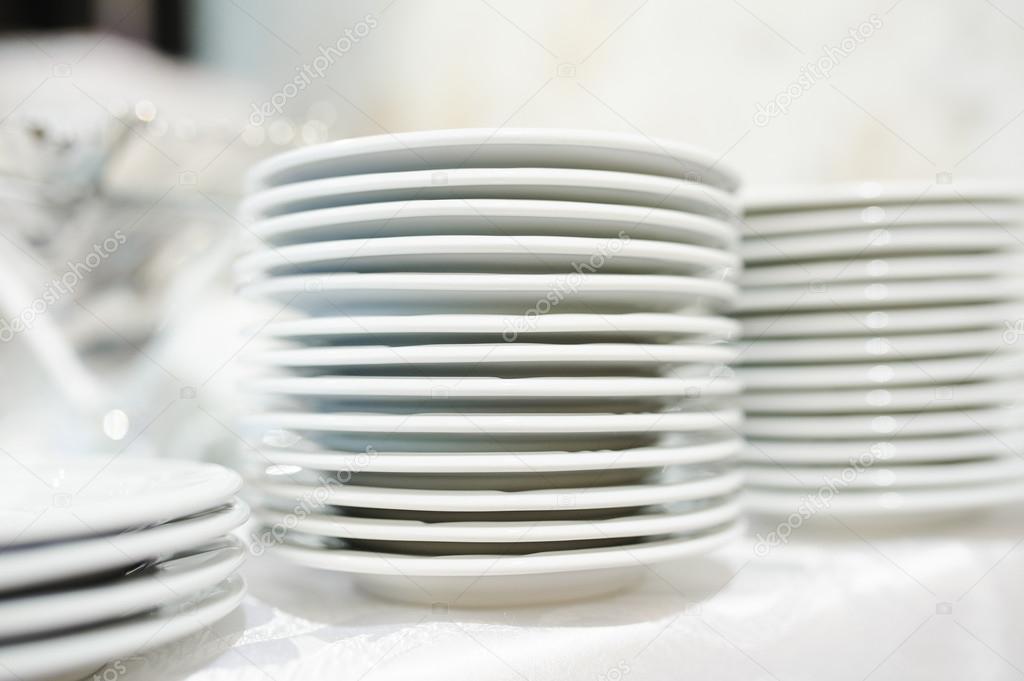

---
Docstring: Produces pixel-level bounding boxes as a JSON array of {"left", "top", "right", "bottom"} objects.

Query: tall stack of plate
[
  {"left": 736, "top": 181, "right": 1024, "bottom": 523},
  {"left": 237, "top": 128, "right": 745, "bottom": 605},
  {"left": 0, "top": 458, "right": 247, "bottom": 681}
]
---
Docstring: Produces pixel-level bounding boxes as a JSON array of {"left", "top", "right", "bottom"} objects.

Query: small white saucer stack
[
  {"left": 238, "top": 129, "right": 745, "bottom": 605},
  {"left": 736, "top": 181, "right": 1024, "bottom": 524},
  {"left": 0, "top": 458, "right": 247, "bottom": 681}
]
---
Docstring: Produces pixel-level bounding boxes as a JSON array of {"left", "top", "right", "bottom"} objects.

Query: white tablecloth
[{"left": 134, "top": 507, "right": 1024, "bottom": 681}]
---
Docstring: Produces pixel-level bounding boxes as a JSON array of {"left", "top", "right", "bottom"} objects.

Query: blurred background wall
[
  {"left": 4, "top": 0, "right": 1022, "bottom": 190},
  {"left": 187, "top": 0, "right": 1024, "bottom": 185}
]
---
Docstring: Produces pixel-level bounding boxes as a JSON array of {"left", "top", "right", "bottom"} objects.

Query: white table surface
[{"left": 130, "top": 506, "right": 1024, "bottom": 681}]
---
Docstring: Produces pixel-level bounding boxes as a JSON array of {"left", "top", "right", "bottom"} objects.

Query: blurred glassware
[{"left": 0, "top": 34, "right": 265, "bottom": 462}]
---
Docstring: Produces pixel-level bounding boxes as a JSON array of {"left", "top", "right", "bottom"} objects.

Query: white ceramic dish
[
  {"left": 251, "top": 198, "right": 739, "bottom": 249},
  {"left": 738, "top": 328, "right": 1007, "bottom": 364},
  {"left": 0, "top": 540, "right": 244, "bottom": 639},
  {"left": 270, "top": 523, "right": 741, "bottom": 606},
  {"left": 737, "top": 277, "right": 1024, "bottom": 314},
  {"left": 740, "top": 379, "right": 1021, "bottom": 414},
  {"left": 249, "top": 408, "right": 741, "bottom": 438},
  {"left": 258, "top": 500, "right": 740, "bottom": 543},
  {"left": 254, "top": 469, "right": 742, "bottom": 512},
  {"left": 237, "top": 235, "right": 740, "bottom": 278},
  {"left": 742, "top": 224, "right": 1023, "bottom": 264},
  {"left": 743, "top": 179, "right": 1024, "bottom": 213},
  {"left": 0, "top": 502, "right": 248, "bottom": 594},
  {"left": 0, "top": 458, "right": 242, "bottom": 547},
  {"left": 260, "top": 312, "right": 740, "bottom": 345},
  {"left": 741, "top": 253, "right": 1020, "bottom": 287},
  {"left": 739, "top": 301, "right": 1024, "bottom": 338},
  {"left": 251, "top": 343, "right": 737, "bottom": 374},
  {"left": 738, "top": 353, "right": 1023, "bottom": 390},
  {"left": 741, "top": 430, "right": 1024, "bottom": 465},
  {"left": 743, "top": 458, "right": 1024, "bottom": 490},
  {"left": 0, "top": 575, "right": 245, "bottom": 681},
  {"left": 743, "top": 478, "right": 1024, "bottom": 520},
  {"left": 257, "top": 438, "right": 742, "bottom": 474},
  {"left": 240, "top": 168, "right": 740, "bottom": 220},
  {"left": 744, "top": 405, "right": 1024, "bottom": 440},
  {"left": 304, "top": 467, "right": 655, "bottom": 492},
  {"left": 248, "top": 375, "right": 742, "bottom": 405},
  {"left": 249, "top": 411, "right": 741, "bottom": 453},
  {"left": 248, "top": 128, "right": 741, "bottom": 192},
  {"left": 743, "top": 202, "right": 1022, "bottom": 236},
  {"left": 241, "top": 272, "right": 737, "bottom": 314}
]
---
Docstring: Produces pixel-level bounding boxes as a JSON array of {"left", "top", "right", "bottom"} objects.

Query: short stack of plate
[
  {"left": 237, "top": 128, "right": 746, "bottom": 605},
  {"left": 736, "top": 180, "right": 1024, "bottom": 523},
  {"left": 0, "top": 458, "right": 247, "bottom": 681}
]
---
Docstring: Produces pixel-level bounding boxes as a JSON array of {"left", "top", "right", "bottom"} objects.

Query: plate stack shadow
[
  {"left": 237, "top": 128, "right": 745, "bottom": 606},
  {"left": 737, "top": 180, "right": 1024, "bottom": 525},
  {"left": 0, "top": 458, "right": 247, "bottom": 681}
]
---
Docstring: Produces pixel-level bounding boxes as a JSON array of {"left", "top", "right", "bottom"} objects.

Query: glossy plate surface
[{"left": 0, "top": 458, "right": 241, "bottom": 547}]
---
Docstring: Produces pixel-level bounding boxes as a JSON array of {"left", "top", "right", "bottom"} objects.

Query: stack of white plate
[
  {"left": 0, "top": 458, "right": 247, "bottom": 681},
  {"left": 736, "top": 180, "right": 1024, "bottom": 523},
  {"left": 238, "top": 128, "right": 746, "bottom": 606}
]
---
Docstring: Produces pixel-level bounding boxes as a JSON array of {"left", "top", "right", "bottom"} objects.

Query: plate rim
[
  {"left": 254, "top": 469, "right": 742, "bottom": 512},
  {"left": 0, "top": 574, "right": 246, "bottom": 679},
  {"left": 269, "top": 521, "right": 743, "bottom": 576},
  {"left": 0, "top": 458, "right": 242, "bottom": 546},
  {"left": 247, "top": 127, "right": 742, "bottom": 192},
  {"left": 258, "top": 499, "right": 741, "bottom": 543},
  {"left": 240, "top": 167, "right": 741, "bottom": 221}
]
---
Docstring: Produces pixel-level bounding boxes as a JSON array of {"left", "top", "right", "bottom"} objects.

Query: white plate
[
  {"left": 271, "top": 523, "right": 741, "bottom": 606},
  {"left": 738, "top": 328, "right": 1008, "bottom": 364},
  {"left": 739, "top": 353, "right": 1023, "bottom": 390},
  {"left": 0, "top": 502, "right": 248, "bottom": 594},
  {"left": 258, "top": 500, "right": 740, "bottom": 543},
  {"left": 744, "top": 405, "right": 1024, "bottom": 440},
  {"left": 247, "top": 409, "right": 741, "bottom": 452},
  {"left": 253, "top": 469, "right": 742, "bottom": 512},
  {"left": 743, "top": 224, "right": 1023, "bottom": 264},
  {"left": 310, "top": 467, "right": 655, "bottom": 492},
  {"left": 743, "top": 179, "right": 1024, "bottom": 213},
  {"left": 251, "top": 198, "right": 739, "bottom": 249},
  {"left": 737, "top": 278, "right": 1024, "bottom": 314},
  {"left": 249, "top": 409, "right": 742, "bottom": 437},
  {"left": 743, "top": 202, "right": 1022, "bottom": 236},
  {"left": 742, "top": 430, "right": 1024, "bottom": 465},
  {"left": 261, "top": 312, "right": 739, "bottom": 345},
  {"left": 741, "top": 253, "right": 1020, "bottom": 287},
  {"left": 743, "top": 479, "right": 1024, "bottom": 520},
  {"left": 0, "top": 458, "right": 241, "bottom": 547},
  {"left": 744, "top": 458, "right": 1024, "bottom": 490},
  {"left": 740, "top": 301, "right": 1024, "bottom": 338},
  {"left": 0, "top": 540, "right": 244, "bottom": 639},
  {"left": 741, "top": 379, "right": 1021, "bottom": 414},
  {"left": 249, "top": 375, "right": 742, "bottom": 405},
  {"left": 248, "top": 128, "right": 741, "bottom": 192},
  {"left": 240, "top": 168, "right": 740, "bottom": 221},
  {"left": 251, "top": 343, "right": 737, "bottom": 373},
  {"left": 257, "top": 438, "right": 742, "bottom": 474},
  {"left": 236, "top": 235, "right": 740, "bottom": 278},
  {"left": 241, "top": 272, "right": 737, "bottom": 314},
  {"left": 0, "top": 574, "right": 245, "bottom": 681}
]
